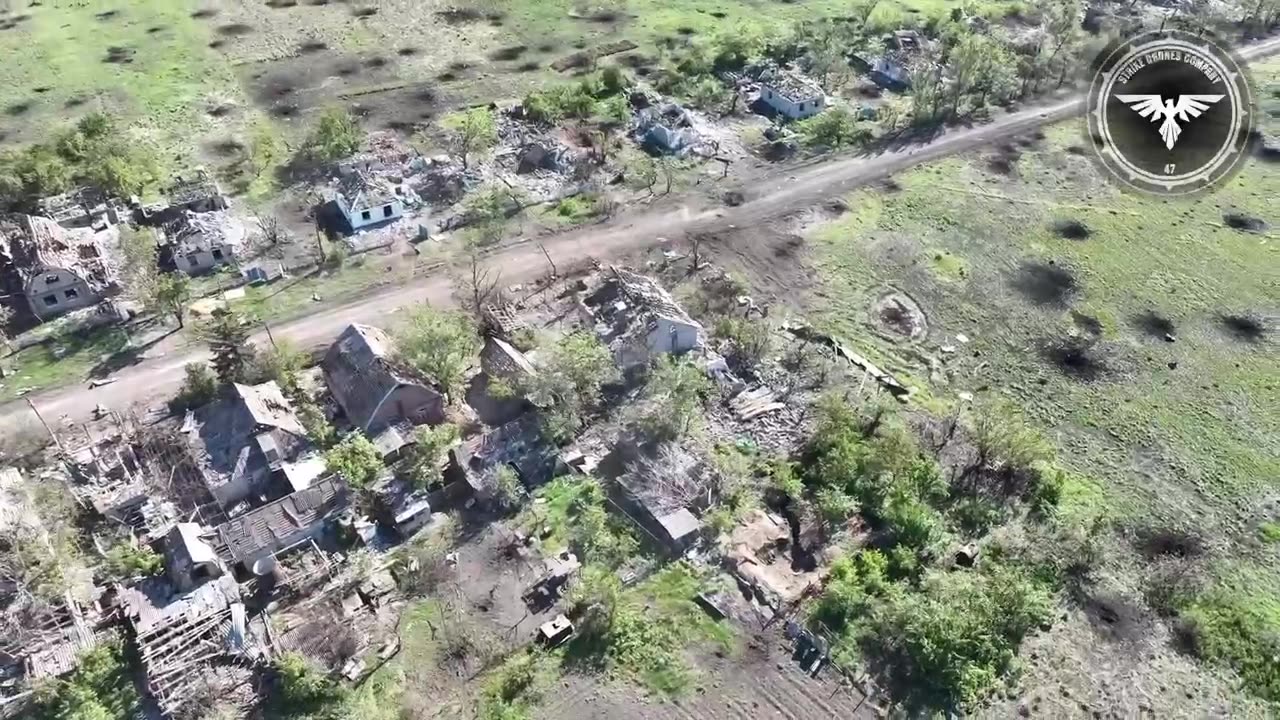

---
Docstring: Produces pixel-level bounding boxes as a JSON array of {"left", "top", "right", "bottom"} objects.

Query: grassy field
[
  {"left": 1, "top": 326, "right": 131, "bottom": 402},
  {"left": 800, "top": 56, "right": 1280, "bottom": 705}
]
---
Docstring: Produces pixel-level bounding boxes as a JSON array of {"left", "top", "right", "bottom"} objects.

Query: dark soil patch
[
  {"left": 146, "top": 25, "right": 165, "bottom": 34},
  {"left": 352, "top": 7, "right": 378, "bottom": 18},
  {"left": 437, "top": 71, "right": 459, "bottom": 82},
  {"left": 537, "top": 43, "right": 558, "bottom": 53},
  {"left": 490, "top": 45, "right": 527, "bottom": 61},
  {"left": 710, "top": 10, "right": 728, "bottom": 17},
  {"left": 298, "top": 40, "right": 327, "bottom": 54},
  {"left": 95, "top": 10, "right": 119, "bottom": 21},
  {"left": 208, "top": 39, "right": 227, "bottom": 50},
  {"left": 1040, "top": 336, "right": 1107, "bottom": 381},
  {"left": 364, "top": 56, "right": 389, "bottom": 69},
  {"left": 873, "top": 291, "right": 927, "bottom": 339},
  {"left": 1222, "top": 211, "right": 1268, "bottom": 233},
  {"left": 1135, "top": 527, "right": 1205, "bottom": 560},
  {"left": 435, "top": 7, "right": 484, "bottom": 23},
  {"left": 1013, "top": 261, "right": 1077, "bottom": 306},
  {"left": 208, "top": 139, "right": 245, "bottom": 158},
  {"left": 1051, "top": 218, "right": 1091, "bottom": 240},
  {"left": 266, "top": 0, "right": 299, "bottom": 7},
  {"left": 1071, "top": 310, "right": 1103, "bottom": 337},
  {"left": 1219, "top": 313, "right": 1267, "bottom": 343},
  {"left": 103, "top": 46, "right": 135, "bottom": 64},
  {"left": 397, "top": 46, "right": 419, "bottom": 57},
  {"left": 986, "top": 144, "right": 1022, "bottom": 175},
  {"left": 64, "top": 96, "right": 88, "bottom": 108},
  {"left": 306, "top": 0, "right": 330, "bottom": 4},
  {"left": 191, "top": 8, "right": 218, "bottom": 18},
  {"left": 413, "top": 88, "right": 436, "bottom": 103},
  {"left": 723, "top": 190, "right": 745, "bottom": 207},
  {"left": 1065, "top": 145, "right": 1087, "bottom": 156},
  {"left": 516, "top": 61, "right": 540, "bottom": 73},
  {"left": 1130, "top": 310, "right": 1175, "bottom": 340},
  {"left": 877, "top": 177, "right": 901, "bottom": 193},
  {"left": 5, "top": 101, "right": 32, "bottom": 117},
  {"left": 335, "top": 61, "right": 360, "bottom": 77},
  {"left": 676, "top": 26, "right": 697, "bottom": 35},
  {"left": 207, "top": 104, "right": 234, "bottom": 118},
  {"left": 31, "top": 86, "right": 50, "bottom": 94},
  {"left": 1081, "top": 590, "right": 1147, "bottom": 642},
  {"left": 217, "top": 23, "right": 253, "bottom": 36},
  {"left": 773, "top": 235, "right": 804, "bottom": 258},
  {"left": 447, "top": 60, "right": 472, "bottom": 72},
  {"left": 584, "top": 9, "right": 622, "bottom": 23},
  {"left": 270, "top": 103, "right": 300, "bottom": 119}
]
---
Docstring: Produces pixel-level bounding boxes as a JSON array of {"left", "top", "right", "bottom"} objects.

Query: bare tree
[
  {"left": 629, "top": 443, "right": 711, "bottom": 513},
  {"left": 257, "top": 214, "right": 288, "bottom": 247},
  {"left": 460, "top": 243, "right": 501, "bottom": 328}
]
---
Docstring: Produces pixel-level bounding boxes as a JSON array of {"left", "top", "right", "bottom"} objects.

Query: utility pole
[{"left": 26, "top": 397, "right": 63, "bottom": 453}]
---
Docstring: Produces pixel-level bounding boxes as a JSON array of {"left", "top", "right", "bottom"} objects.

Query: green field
[{"left": 803, "top": 56, "right": 1280, "bottom": 703}]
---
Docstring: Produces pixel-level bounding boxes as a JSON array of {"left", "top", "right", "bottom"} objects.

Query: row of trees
[{"left": 0, "top": 112, "right": 161, "bottom": 206}]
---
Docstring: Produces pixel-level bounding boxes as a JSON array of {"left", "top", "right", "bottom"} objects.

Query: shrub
[
  {"left": 31, "top": 641, "right": 139, "bottom": 719},
  {"left": 639, "top": 356, "right": 711, "bottom": 440},
  {"left": 713, "top": 317, "right": 771, "bottom": 371},
  {"left": 103, "top": 541, "right": 163, "bottom": 581},
  {"left": 600, "top": 65, "right": 629, "bottom": 95},
  {"left": 1177, "top": 589, "right": 1280, "bottom": 702},
  {"left": 404, "top": 423, "right": 460, "bottom": 491},
  {"left": 325, "top": 434, "right": 384, "bottom": 488},
  {"left": 392, "top": 304, "right": 478, "bottom": 395},
  {"left": 271, "top": 652, "right": 348, "bottom": 718},
  {"left": 796, "top": 108, "right": 873, "bottom": 149}
]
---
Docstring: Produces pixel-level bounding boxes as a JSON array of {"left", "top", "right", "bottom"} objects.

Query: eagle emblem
[{"left": 1114, "top": 94, "right": 1225, "bottom": 150}]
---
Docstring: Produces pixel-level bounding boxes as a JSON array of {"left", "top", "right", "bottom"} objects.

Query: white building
[
  {"left": 760, "top": 72, "right": 826, "bottom": 120},
  {"left": 335, "top": 171, "right": 404, "bottom": 232}
]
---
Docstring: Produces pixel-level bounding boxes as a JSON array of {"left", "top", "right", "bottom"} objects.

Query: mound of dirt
[
  {"left": 872, "top": 290, "right": 927, "bottom": 340},
  {"left": 1014, "top": 261, "right": 1077, "bottom": 306},
  {"left": 1052, "top": 218, "right": 1091, "bottom": 241},
  {"left": 489, "top": 45, "right": 527, "bottom": 62},
  {"left": 1223, "top": 211, "right": 1268, "bottom": 233},
  {"left": 1220, "top": 313, "right": 1267, "bottom": 343},
  {"left": 1135, "top": 526, "right": 1205, "bottom": 560}
]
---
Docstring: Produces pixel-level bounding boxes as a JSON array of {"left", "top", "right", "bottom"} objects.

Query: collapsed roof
[
  {"left": 186, "top": 382, "right": 309, "bottom": 493},
  {"left": 162, "top": 210, "right": 247, "bottom": 254},
  {"left": 0, "top": 213, "right": 122, "bottom": 292},
  {"left": 216, "top": 476, "right": 350, "bottom": 565},
  {"left": 323, "top": 324, "right": 443, "bottom": 432}
]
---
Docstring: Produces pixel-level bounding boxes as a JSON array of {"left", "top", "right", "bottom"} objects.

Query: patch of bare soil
[
  {"left": 1051, "top": 218, "right": 1091, "bottom": 240},
  {"left": 872, "top": 290, "right": 927, "bottom": 340},
  {"left": 1130, "top": 310, "right": 1176, "bottom": 340},
  {"left": 986, "top": 142, "right": 1022, "bottom": 175},
  {"left": 1013, "top": 260, "right": 1077, "bottom": 306},
  {"left": 1079, "top": 588, "right": 1149, "bottom": 643},
  {"left": 1219, "top": 313, "right": 1268, "bottom": 343},
  {"left": 1040, "top": 336, "right": 1109, "bottom": 381},
  {"left": 686, "top": 221, "right": 817, "bottom": 311},
  {"left": 1222, "top": 211, "right": 1268, "bottom": 233}
]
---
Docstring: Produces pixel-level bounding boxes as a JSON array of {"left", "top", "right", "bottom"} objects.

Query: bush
[
  {"left": 404, "top": 423, "right": 460, "bottom": 491},
  {"left": 392, "top": 304, "right": 478, "bottom": 395},
  {"left": 796, "top": 108, "right": 873, "bottom": 149},
  {"left": 639, "top": 356, "right": 711, "bottom": 440},
  {"left": 103, "top": 541, "right": 163, "bottom": 581},
  {"left": 600, "top": 65, "right": 629, "bottom": 95},
  {"left": 1178, "top": 589, "right": 1280, "bottom": 702},
  {"left": 170, "top": 362, "right": 219, "bottom": 413},
  {"left": 713, "top": 317, "right": 771, "bottom": 372},
  {"left": 297, "top": 399, "right": 337, "bottom": 449},
  {"left": 271, "top": 652, "right": 348, "bottom": 718},
  {"left": 32, "top": 641, "right": 139, "bottom": 719},
  {"left": 325, "top": 434, "right": 383, "bottom": 488}
]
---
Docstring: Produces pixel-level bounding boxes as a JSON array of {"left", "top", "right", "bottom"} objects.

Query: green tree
[
  {"left": 442, "top": 107, "right": 498, "bottom": 169},
  {"left": 393, "top": 305, "right": 478, "bottom": 396},
  {"left": 248, "top": 122, "right": 284, "bottom": 178},
  {"left": 307, "top": 107, "right": 362, "bottom": 162},
  {"left": 404, "top": 423, "right": 460, "bottom": 491},
  {"left": 947, "top": 32, "right": 1018, "bottom": 115},
  {"left": 297, "top": 399, "right": 337, "bottom": 449},
  {"left": 81, "top": 138, "right": 161, "bottom": 197},
  {"left": 117, "top": 226, "right": 158, "bottom": 303},
  {"left": 489, "top": 465, "right": 526, "bottom": 511},
  {"left": 640, "top": 356, "right": 711, "bottom": 439},
  {"left": 714, "top": 317, "right": 771, "bottom": 371},
  {"left": 149, "top": 274, "right": 191, "bottom": 329},
  {"left": 522, "top": 332, "right": 619, "bottom": 442},
  {"left": 200, "top": 309, "right": 257, "bottom": 385},
  {"left": 254, "top": 341, "right": 308, "bottom": 398},
  {"left": 170, "top": 362, "right": 220, "bottom": 413},
  {"left": 325, "top": 434, "right": 384, "bottom": 489}
]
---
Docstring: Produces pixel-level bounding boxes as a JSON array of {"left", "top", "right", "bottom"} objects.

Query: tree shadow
[{"left": 87, "top": 325, "right": 176, "bottom": 379}]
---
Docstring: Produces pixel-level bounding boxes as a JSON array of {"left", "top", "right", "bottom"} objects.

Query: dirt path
[{"left": 7, "top": 34, "right": 1279, "bottom": 437}]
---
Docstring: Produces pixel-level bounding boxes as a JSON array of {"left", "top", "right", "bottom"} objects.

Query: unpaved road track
[{"left": 6, "top": 34, "right": 1279, "bottom": 435}]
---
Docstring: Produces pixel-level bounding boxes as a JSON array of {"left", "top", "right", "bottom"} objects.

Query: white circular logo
[{"left": 1087, "top": 29, "right": 1254, "bottom": 196}]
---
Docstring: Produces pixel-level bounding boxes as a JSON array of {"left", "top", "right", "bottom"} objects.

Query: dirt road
[{"left": 7, "top": 34, "right": 1279, "bottom": 436}]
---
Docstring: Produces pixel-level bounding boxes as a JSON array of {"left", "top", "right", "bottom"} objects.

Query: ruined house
[
  {"left": 323, "top": 324, "right": 447, "bottom": 434},
  {"left": 637, "top": 104, "right": 696, "bottom": 154},
  {"left": 36, "top": 187, "right": 119, "bottom": 229},
  {"left": 184, "top": 382, "right": 312, "bottom": 512},
  {"left": 760, "top": 70, "right": 826, "bottom": 120},
  {"left": 0, "top": 213, "right": 122, "bottom": 321},
  {"left": 164, "top": 169, "right": 228, "bottom": 214},
  {"left": 468, "top": 336, "right": 537, "bottom": 425},
  {"left": 161, "top": 523, "right": 225, "bottom": 594},
  {"left": 333, "top": 171, "right": 404, "bottom": 232},
  {"left": 583, "top": 268, "right": 704, "bottom": 372},
  {"left": 451, "top": 415, "right": 558, "bottom": 495},
  {"left": 215, "top": 476, "right": 350, "bottom": 574},
  {"left": 160, "top": 210, "right": 246, "bottom": 275}
]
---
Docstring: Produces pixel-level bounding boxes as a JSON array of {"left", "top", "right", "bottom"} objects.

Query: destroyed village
[{"left": 0, "top": 0, "right": 1277, "bottom": 718}]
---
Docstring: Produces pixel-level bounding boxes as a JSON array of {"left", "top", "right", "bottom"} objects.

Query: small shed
[{"left": 760, "top": 71, "right": 825, "bottom": 120}]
